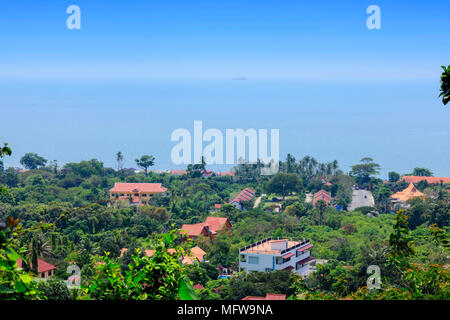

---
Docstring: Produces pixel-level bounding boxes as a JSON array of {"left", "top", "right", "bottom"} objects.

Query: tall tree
[
  {"left": 20, "top": 153, "right": 47, "bottom": 169},
  {"left": 349, "top": 157, "right": 380, "bottom": 186},
  {"left": 115, "top": 151, "right": 124, "bottom": 177},
  {"left": 411, "top": 167, "right": 433, "bottom": 177},
  {"left": 135, "top": 155, "right": 155, "bottom": 175}
]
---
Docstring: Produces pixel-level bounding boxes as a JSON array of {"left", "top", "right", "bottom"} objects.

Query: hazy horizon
[{"left": 1, "top": 1, "right": 449, "bottom": 178}]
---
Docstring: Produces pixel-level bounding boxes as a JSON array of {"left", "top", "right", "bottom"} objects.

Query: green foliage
[
  {"left": 411, "top": 167, "right": 433, "bottom": 177},
  {"left": 20, "top": 153, "right": 47, "bottom": 170},
  {"left": 84, "top": 229, "right": 198, "bottom": 300},
  {"left": 265, "top": 172, "right": 303, "bottom": 199},
  {"left": 349, "top": 157, "right": 380, "bottom": 186},
  {"left": 440, "top": 65, "right": 450, "bottom": 105},
  {"left": 135, "top": 155, "right": 155, "bottom": 175}
]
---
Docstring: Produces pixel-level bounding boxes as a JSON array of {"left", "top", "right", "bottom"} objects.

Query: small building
[
  {"left": 242, "top": 293, "right": 286, "bottom": 300},
  {"left": 109, "top": 183, "right": 167, "bottom": 206},
  {"left": 390, "top": 183, "right": 425, "bottom": 208},
  {"left": 239, "top": 237, "right": 315, "bottom": 278},
  {"left": 313, "top": 189, "right": 331, "bottom": 206},
  {"left": 17, "top": 258, "right": 56, "bottom": 279},
  {"left": 212, "top": 203, "right": 223, "bottom": 212},
  {"left": 230, "top": 188, "right": 256, "bottom": 210},
  {"left": 181, "top": 217, "right": 232, "bottom": 241}
]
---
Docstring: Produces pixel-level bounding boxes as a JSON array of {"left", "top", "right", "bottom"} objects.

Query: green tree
[
  {"left": 20, "top": 153, "right": 47, "bottom": 170},
  {"left": 135, "top": 155, "right": 155, "bottom": 175},
  {"left": 349, "top": 157, "right": 380, "bottom": 186},
  {"left": 265, "top": 172, "right": 303, "bottom": 200},
  {"left": 439, "top": 65, "right": 449, "bottom": 105},
  {"left": 411, "top": 167, "right": 433, "bottom": 177},
  {"left": 388, "top": 172, "right": 401, "bottom": 182}
]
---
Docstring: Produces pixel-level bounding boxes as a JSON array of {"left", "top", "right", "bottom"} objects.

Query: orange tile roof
[
  {"left": 402, "top": 176, "right": 450, "bottom": 184},
  {"left": 170, "top": 170, "right": 187, "bottom": 175},
  {"left": 109, "top": 183, "right": 167, "bottom": 193},
  {"left": 313, "top": 189, "right": 331, "bottom": 205},
  {"left": 181, "top": 223, "right": 210, "bottom": 237},
  {"left": 204, "top": 216, "right": 231, "bottom": 233},
  {"left": 390, "top": 183, "right": 425, "bottom": 202},
  {"left": 17, "top": 258, "right": 56, "bottom": 273}
]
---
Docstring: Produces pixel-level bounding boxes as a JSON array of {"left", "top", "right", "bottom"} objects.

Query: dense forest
[{"left": 0, "top": 145, "right": 448, "bottom": 300}]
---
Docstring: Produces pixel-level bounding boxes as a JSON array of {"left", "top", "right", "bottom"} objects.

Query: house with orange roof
[
  {"left": 390, "top": 183, "right": 425, "bottom": 208},
  {"left": 109, "top": 182, "right": 167, "bottom": 206},
  {"left": 181, "top": 216, "right": 232, "bottom": 241},
  {"left": 313, "top": 189, "right": 331, "bottom": 206},
  {"left": 170, "top": 170, "right": 187, "bottom": 175},
  {"left": 17, "top": 258, "right": 56, "bottom": 279},
  {"left": 230, "top": 188, "right": 255, "bottom": 210},
  {"left": 401, "top": 176, "right": 450, "bottom": 185}
]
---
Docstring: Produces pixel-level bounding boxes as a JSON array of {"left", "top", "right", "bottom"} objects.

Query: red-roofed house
[
  {"left": 313, "top": 189, "right": 331, "bottom": 206},
  {"left": 109, "top": 183, "right": 167, "bottom": 206},
  {"left": 181, "top": 217, "right": 232, "bottom": 240},
  {"left": 170, "top": 170, "right": 187, "bottom": 175},
  {"left": 230, "top": 188, "right": 256, "bottom": 210},
  {"left": 17, "top": 258, "right": 56, "bottom": 279},
  {"left": 402, "top": 176, "right": 450, "bottom": 185},
  {"left": 181, "top": 223, "right": 212, "bottom": 240},
  {"left": 242, "top": 293, "right": 286, "bottom": 300}
]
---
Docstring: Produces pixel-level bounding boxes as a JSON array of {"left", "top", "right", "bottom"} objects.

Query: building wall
[{"left": 239, "top": 249, "right": 313, "bottom": 277}]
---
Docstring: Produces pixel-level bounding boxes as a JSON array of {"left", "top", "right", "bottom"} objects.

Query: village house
[
  {"left": 181, "top": 216, "right": 232, "bottom": 241},
  {"left": 230, "top": 188, "right": 256, "bottom": 210},
  {"left": 401, "top": 176, "right": 450, "bottom": 185},
  {"left": 390, "top": 183, "right": 425, "bottom": 208},
  {"left": 313, "top": 189, "right": 331, "bottom": 206},
  {"left": 109, "top": 182, "right": 167, "bottom": 206},
  {"left": 239, "top": 237, "right": 315, "bottom": 278},
  {"left": 17, "top": 258, "right": 56, "bottom": 279}
]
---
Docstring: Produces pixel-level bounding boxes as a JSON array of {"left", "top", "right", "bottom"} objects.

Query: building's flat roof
[{"left": 240, "top": 239, "right": 301, "bottom": 255}]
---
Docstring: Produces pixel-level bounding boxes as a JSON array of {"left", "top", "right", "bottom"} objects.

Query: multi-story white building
[{"left": 238, "top": 237, "right": 315, "bottom": 278}]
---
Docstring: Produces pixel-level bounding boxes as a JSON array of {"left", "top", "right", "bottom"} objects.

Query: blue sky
[{"left": 0, "top": 0, "right": 449, "bottom": 177}]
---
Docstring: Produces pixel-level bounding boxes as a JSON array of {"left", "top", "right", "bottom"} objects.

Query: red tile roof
[
  {"left": 297, "top": 243, "right": 313, "bottom": 252},
  {"left": 204, "top": 216, "right": 231, "bottom": 233},
  {"left": 17, "top": 258, "right": 56, "bottom": 273},
  {"left": 109, "top": 183, "right": 167, "bottom": 193},
  {"left": 214, "top": 204, "right": 223, "bottom": 209},
  {"left": 181, "top": 223, "right": 211, "bottom": 237},
  {"left": 313, "top": 189, "right": 331, "bottom": 205},
  {"left": 230, "top": 188, "right": 255, "bottom": 204},
  {"left": 181, "top": 217, "right": 231, "bottom": 237},
  {"left": 170, "top": 170, "right": 187, "bottom": 175},
  {"left": 402, "top": 176, "right": 450, "bottom": 185}
]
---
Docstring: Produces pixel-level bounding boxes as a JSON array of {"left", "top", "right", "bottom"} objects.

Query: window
[
  {"left": 134, "top": 193, "right": 139, "bottom": 197},
  {"left": 142, "top": 194, "right": 147, "bottom": 197},
  {"left": 120, "top": 194, "right": 124, "bottom": 196},
  {"left": 265, "top": 268, "right": 272, "bottom": 272},
  {"left": 240, "top": 255, "right": 246, "bottom": 262},
  {"left": 248, "top": 256, "right": 259, "bottom": 265}
]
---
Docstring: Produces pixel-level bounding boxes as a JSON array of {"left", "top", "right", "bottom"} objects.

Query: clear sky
[{"left": 1, "top": 0, "right": 449, "bottom": 177}]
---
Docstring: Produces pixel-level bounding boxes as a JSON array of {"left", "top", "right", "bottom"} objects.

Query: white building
[{"left": 238, "top": 237, "right": 315, "bottom": 278}]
